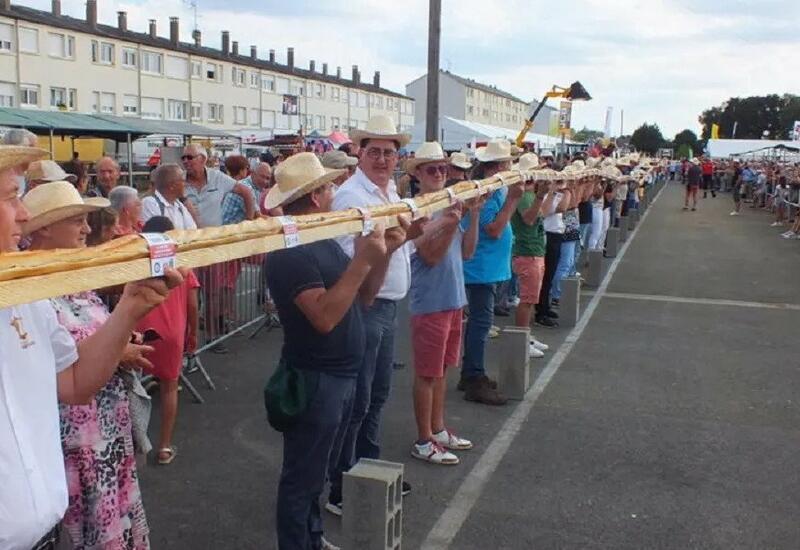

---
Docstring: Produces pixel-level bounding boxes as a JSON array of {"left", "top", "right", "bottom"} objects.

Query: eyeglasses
[
  {"left": 365, "top": 148, "right": 398, "bottom": 160},
  {"left": 423, "top": 165, "right": 449, "bottom": 176},
  {"left": 181, "top": 155, "right": 198, "bottom": 161}
]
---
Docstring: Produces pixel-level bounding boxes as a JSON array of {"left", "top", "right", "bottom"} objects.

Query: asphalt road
[{"left": 139, "top": 181, "right": 800, "bottom": 549}]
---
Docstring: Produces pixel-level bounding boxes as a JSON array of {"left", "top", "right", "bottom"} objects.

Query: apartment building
[
  {"left": 405, "top": 70, "right": 555, "bottom": 135},
  {"left": 0, "top": 0, "right": 415, "bottom": 136}
]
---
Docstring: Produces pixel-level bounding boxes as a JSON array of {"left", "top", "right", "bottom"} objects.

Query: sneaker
[
  {"left": 493, "top": 306, "right": 510, "bottom": 317},
  {"left": 508, "top": 296, "right": 521, "bottom": 307},
  {"left": 464, "top": 377, "right": 508, "bottom": 406},
  {"left": 321, "top": 537, "right": 340, "bottom": 550},
  {"left": 457, "top": 375, "right": 498, "bottom": 391},
  {"left": 529, "top": 344, "right": 545, "bottom": 358},
  {"left": 546, "top": 310, "right": 559, "bottom": 319},
  {"left": 488, "top": 327, "right": 500, "bottom": 338},
  {"left": 211, "top": 342, "right": 229, "bottom": 354},
  {"left": 691, "top": 207, "right": 696, "bottom": 211},
  {"left": 780, "top": 231, "right": 796, "bottom": 239},
  {"left": 433, "top": 429, "right": 473, "bottom": 450},
  {"left": 729, "top": 211, "right": 739, "bottom": 216},
  {"left": 530, "top": 337, "right": 549, "bottom": 351},
  {"left": 412, "top": 440, "right": 459, "bottom": 465},
  {"left": 682, "top": 206, "right": 689, "bottom": 210},
  {"left": 324, "top": 501, "right": 342, "bottom": 517},
  {"left": 551, "top": 298, "right": 560, "bottom": 307},
  {"left": 535, "top": 316, "right": 558, "bottom": 328},
  {"left": 491, "top": 325, "right": 500, "bottom": 332},
  {"left": 402, "top": 481, "right": 412, "bottom": 496}
]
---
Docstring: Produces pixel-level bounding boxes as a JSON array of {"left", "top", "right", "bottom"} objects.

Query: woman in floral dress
[{"left": 24, "top": 181, "right": 150, "bottom": 550}]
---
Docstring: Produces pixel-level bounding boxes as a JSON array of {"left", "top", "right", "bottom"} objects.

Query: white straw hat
[
  {"left": 22, "top": 180, "right": 110, "bottom": 234},
  {"left": 0, "top": 145, "right": 49, "bottom": 173},
  {"left": 513, "top": 153, "right": 540, "bottom": 172},
  {"left": 26, "top": 159, "right": 77, "bottom": 184},
  {"left": 406, "top": 141, "right": 447, "bottom": 172},
  {"left": 321, "top": 150, "right": 358, "bottom": 170},
  {"left": 475, "top": 139, "right": 513, "bottom": 163},
  {"left": 449, "top": 152, "right": 472, "bottom": 170},
  {"left": 349, "top": 115, "right": 411, "bottom": 147},
  {"left": 265, "top": 152, "right": 345, "bottom": 210}
]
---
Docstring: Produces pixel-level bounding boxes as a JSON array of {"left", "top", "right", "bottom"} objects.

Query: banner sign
[
  {"left": 558, "top": 101, "right": 572, "bottom": 133},
  {"left": 603, "top": 107, "right": 613, "bottom": 138}
]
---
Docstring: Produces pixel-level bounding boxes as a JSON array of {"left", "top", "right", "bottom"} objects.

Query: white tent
[
  {"left": 706, "top": 139, "right": 800, "bottom": 159},
  {"left": 408, "top": 116, "right": 577, "bottom": 152}
]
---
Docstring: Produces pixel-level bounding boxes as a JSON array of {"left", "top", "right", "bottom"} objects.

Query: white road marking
[
  {"left": 601, "top": 291, "right": 800, "bottom": 311},
  {"left": 420, "top": 184, "right": 668, "bottom": 549}
]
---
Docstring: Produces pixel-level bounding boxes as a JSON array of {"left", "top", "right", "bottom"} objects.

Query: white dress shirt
[
  {"left": 141, "top": 190, "right": 198, "bottom": 230},
  {"left": 0, "top": 301, "right": 78, "bottom": 550},
  {"left": 542, "top": 192, "right": 565, "bottom": 233},
  {"left": 332, "top": 168, "right": 411, "bottom": 301}
]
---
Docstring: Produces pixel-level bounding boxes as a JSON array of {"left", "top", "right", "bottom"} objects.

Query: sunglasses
[
  {"left": 181, "top": 155, "right": 198, "bottom": 161},
  {"left": 423, "top": 165, "right": 449, "bottom": 176}
]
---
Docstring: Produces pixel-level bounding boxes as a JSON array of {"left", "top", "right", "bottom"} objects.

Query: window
[
  {"left": 402, "top": 100, "right": 412, "bottom": 114},
  {"left": 482, "top": 108, "right": 489, "bottom": 117},
  {"left": 167, "top": 99, "right": 188, "bottom": 121},
  {"left": 91, "top": 91, "right": 115, "bottom": 114},
  {"left": 249, "top": 108, "right": 259, "bottom": 127},
  {"left": 233, "top": 106, "right": 247, "bottom": 125},
  {"left": 19, "top": 27, "right": 38, "bottom": 54},
  {"left": 0, "top": 82, "right": 14, "bottom": 106},
  {"left": 276, "top": 113, "right": 289, "bottom": 129},
  {"left": 349, "top": 92, "right": 357, "bottom": 107},
  {"left": 275, "top": 77, "right": 289, "bottom": 94},
  {"left": 250, "top": 72, "right": 259, "bottom": 89},
  {"left": 91, "top": 40, "right": 114, "bottom": 64},
  {"left": 232, "top": 67, "right": 246, "bottom": 87},
  {"left": 304, "top": 114, "right": 314, "bottom": 129},
  {"left": 290, "top": 80, "right": 304, "bottom": 96},
  {"left": 191, "top": 102, "right": 202, "bottom": 121},
  {"left": 206, "top": 62, "right": 220, "bottom": 81},
  {"left": 141, "top": 51, "right": 163, "bottom": 74},
  {"left": 165, "top": 56, "right": 188, "bottom": 79},
  {"left": 331, "top": 87, "right": 340, "bottom": 101},
  {"left": 467, "top": 88, "right": 474, "bottom": 98},
  {"left": 330, "top": 116, "right": 340, "bottom": 129},
  {"left": 387, "top": 97, "right": 394, "bottom": 110},
  {"left": 373, "top": 95, "right": 383, "bottom": 109},
  {"left": 122, "top": 48, "right": 137, "bottom": 68},
  {"left": 358, "top": 93, "right": 367, "bottom": 108},
  {"left": 20, "top": 84, "right": 39, "bottom": 107},
  {"left": 314, "top": 83, "right": 325, "bottom": 99},
  {"left": 261, "top": 75, "right": 275, "bottom": 92},
  {"left": 0, "top": 23, "right": 12, "bottom": 52},
  {"left": 122, "top": 95, "right": 138, "bottom": 115},
  {"left": 50, "top": 87, "right": 76, "bottom": 110},
  {"left": 315, "top": 115, "right": 325, "bottom": 131},
  {"left": 467, "top": 105, "right": 474, "bottom": 115},
  {"left": 141, "top": 97, "right": 164, "bottom": 119},
  {"left": 261, "top": 110, "right": 275, "bottom": 128},
  {"left": 208, "top": 103, "right": 224, "bottom": 122},
  {"left": 48, "top": 33, "right": 75, "bottom": 59},
  {"left": 191, "top": 60, "right": 202, "bottom": 79}
]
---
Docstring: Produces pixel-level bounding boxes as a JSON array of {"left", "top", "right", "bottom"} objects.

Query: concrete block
[
  {"left": 497, "top": 326, "right": 530, "bottom": 400},
  {"left": 586, "top": 249, "right": 603, "bottom": 287},
  {"left": 618, "top": 215, "right": 629, "bottom": 242},
  {"left": 605, "top": 227, "right": 620, "bottom": 258},
  {"left": 560, "top": 277, "right": 580, "bottom": 327},
  {"left": 343, "top": 458, "right": 403, "bottom": 550}
]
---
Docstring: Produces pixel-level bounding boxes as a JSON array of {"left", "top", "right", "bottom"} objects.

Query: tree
[
  {"left": 673, "top": 129, "right": 700, "bottom": 154},
  {"left": 699, "top": 94, "right": 800, "bottom": 140},
  {"left": 675, "top": 143, "right": 693, "bottom": 160},
  {"left": 572, "top": 127, "right": 604, "bottom": 143},
  {"left": 629, "top": 123, "right": 665, "bottom": 154}
]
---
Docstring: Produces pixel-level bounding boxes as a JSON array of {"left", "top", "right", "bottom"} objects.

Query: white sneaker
[
  {"left": 432, "top": 429, "right": 473, "bottom": 450},
  {"left": 781, "top": 232, "right": 797, "bottom": 239},
  {"left": 530, "top": 337, "right": 549, "bottom": 351},
  {"left": 529, "top": 344, "right": 545, "bottom": 358},
  {"left": 729, "top": 211, "right": 739, "bottom": 216},
  {"left": 508, "top": 296, "right": 521, "bottom": 307},
  {"left": 321, "top": 537, "right": 341, "bottom": 550},
  {"left": 412, "top": 440, "right": 459, "bottom": 464},
  {"left": 771, "top": 221, "right": 784, "bottom": 227}
]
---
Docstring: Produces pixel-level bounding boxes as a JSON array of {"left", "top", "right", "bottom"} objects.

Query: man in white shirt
[
  {"left": 140, "top": 164, "right": 198, "bottom": 230},
  {"left": 0, "top": 146, "right": 182, "bottom": 550},
  {"left": 536, "top": 182, "right": 570, "bottom": 327}
]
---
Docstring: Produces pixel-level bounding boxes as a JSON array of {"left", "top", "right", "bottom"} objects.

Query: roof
[
  {"left": 706, "top": 139, "right": 800, "bottom": 159},
  {"left": 0, "top": 3, "right": 411, "bottom": 101}
]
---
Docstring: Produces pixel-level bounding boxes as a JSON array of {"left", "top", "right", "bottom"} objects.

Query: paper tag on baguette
[
  {"left": 354, "top": 207, "right": 374, "bottom": 236},
  {"left": 278, "top": 216, "right": 300, "bottom": 248},
  {"left": 140, "top": 233, "right": 177, "bottom": 277},
  {"left": 401, "top": 198, "right": 421, "bottom": 220}
]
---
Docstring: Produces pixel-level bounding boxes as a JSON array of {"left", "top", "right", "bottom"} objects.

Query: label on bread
[
  {"left": 400, "top": 198, "right": 421, "bottom": 219},
  {"left": 354, "top": 207, "right": 374, "bottom": 236},
  {"left": 278, "top": 216, "right": 300, "bottom": 248},
  {"left": 140, "top": 233, "right": 177, "bottom": 276}
]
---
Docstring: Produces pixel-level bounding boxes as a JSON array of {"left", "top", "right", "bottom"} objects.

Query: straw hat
[
  {"left": 26, "top": 159, "right": 77, "bottom": 184},
  {"left": 0, "top": 145, "right": 49, "bottom": 173},
  {"left": 265, "top": 152, "right": 345, "bottom": 210},
  {"left": 510, "top": 144, "right": 524, "bottom": 158},
  {"left": 514, "top": 153, "right": 540, "bottom": 172},
  {"left": 406, "top": 141, "right": 447, "bottom": 172},
  {"left": 449, "top": 152, "right": 472, "bottom": 170},
  {"left": 349, "top": 115, "right": 411, "bottom": 147},
  {"left": 585, "top": 157, "right": 601, "bottom": 169},
  {"left": 475, "top": 139, "right": 513, "bottom": 163},
  {"left": 321, "top": 150, "right": 358, "bottom": 170},
  {"left": 22, "top": 181, "right": 110, "bottom": 234}
]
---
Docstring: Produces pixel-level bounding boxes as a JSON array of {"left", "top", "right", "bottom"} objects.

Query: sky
[{"left": 15, "top": 0, "right": 800, "bottom": 138}]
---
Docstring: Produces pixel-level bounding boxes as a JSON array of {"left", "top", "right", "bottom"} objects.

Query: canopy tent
[
  {"left": 706, "top": 139, "right": 800, "bottom": 159},
  {"left": 327, "top": 130, "right": 351, "bottom": 146}
]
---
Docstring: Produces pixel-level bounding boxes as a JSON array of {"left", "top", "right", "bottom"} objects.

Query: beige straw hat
[
  {"left": 406, "top": 141, "right": 447, "bottom": 172},
  {"left": 265, "top": 152, "right": 345, "bottom": 210},
  {"left": 22, "top": 180, "right": 110, "bottom": 234},
  {"left": 513, "top": 153, "right": 540, "bottom": 172},
  {"left": 349, "top": 115, "right": 411, "bottom": 147},
  {"left": 26, "top": 159, "right": 77, "bottom": 184},
  {"left": 321, "top": 150, "right": 358, "bottom": 170},
  {"left": 0, "top": 145, "right": 49, "bottom": 173},
  {"left": 449, "top": 152, "right": 472, "bottom": 170},
  {"left": 475, "top": 139, "right": 513, "bottom": 163}
]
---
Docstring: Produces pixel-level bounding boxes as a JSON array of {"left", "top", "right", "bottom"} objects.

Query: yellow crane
[{"left": 515, "top": 81, "right": 592, "bottom": 147}]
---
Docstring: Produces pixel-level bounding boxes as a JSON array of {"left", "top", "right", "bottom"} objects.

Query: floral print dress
[{"left": 51, "top": 292, "right": 150, "bottom": 550}]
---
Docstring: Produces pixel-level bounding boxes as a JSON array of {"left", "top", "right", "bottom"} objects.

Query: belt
[{"left": 31, "top": 525, "right": 60, "bottom": 550}]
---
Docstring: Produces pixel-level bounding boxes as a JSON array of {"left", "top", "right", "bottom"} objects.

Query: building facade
[
  {"left": 0, "top": 1, "right": 415, "bottom": 136},
  {"left": 405, "top": 70, "right": 555, "bottom": 135}
]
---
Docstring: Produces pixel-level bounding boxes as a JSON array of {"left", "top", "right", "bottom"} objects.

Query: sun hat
[
  {"left": 26, "top": 159, "right": 77, "bottom": 184},
  {"left": 406, "top": 142, "right": 447, "bottom": 172},
  {"left": 265, "top": 152, "right": 345, "bottom": 210},
  {"left": 449, "top": 152, "right": 472, "bottom": 170},
  {"left": 510, "top": 144, "right": 524, "bottom": 158},
  {"left": 513, "top": 153, "right": 540, "bottom": 172},
  {"left": 0, "top": 145, "right": 49, "bottom": 173},
  {"left": 349, "top": 115, "right": 411, "bottom": 147},
  {"left": 321, "top": 150, "right": 358, "bottom": 170},
  {"left": 475, "top": 139, "right": 513, "bottom": 163},
  {"left": 22, "top": 180, "right": 110, "bottom": 234},
  {"left": 540, "top": 150, "right": 555, "bottom": 159}
]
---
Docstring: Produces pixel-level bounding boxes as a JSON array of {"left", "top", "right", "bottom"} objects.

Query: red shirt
[{"left": 701, "top": 161, "right": 714, "bottom": 176}]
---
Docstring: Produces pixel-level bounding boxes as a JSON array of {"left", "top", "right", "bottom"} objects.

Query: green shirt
[{"left": 511, "top": 191, "right": 546, "bottom": 257}]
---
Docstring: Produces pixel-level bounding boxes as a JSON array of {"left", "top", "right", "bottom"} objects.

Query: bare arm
[
  {"left": 520, "top": 192, "right": 546, "bottom": 225},
  {"left": 358, "top": 217, "right": 411, "bottom": 305},
  {"left": 233, "top": 182, "right": 256, "bottom": 219},
  {"left": 414, "top": 217, "right": 459, "bottom": 267},
  {"left": 462, "top": 204, "right": 481, "bottom": 260},
  {"left": 484, "top": 185, "right": 523, "bottom": 239},
  {"left": 556, "top": 190, "right": 572, "bottom": 213},
  {"left": 186, "top": 287, "right": 199, "bottom": 353}
]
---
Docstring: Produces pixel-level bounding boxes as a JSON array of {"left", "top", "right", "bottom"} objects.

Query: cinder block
[
  {"left": 497, "top": 326, "right": 530, "bottom": 400},
  {"left": 560, "top": 277, "right": 580, "bottom": 327},
  {"left": 605, "top": 227, "right": 620, "bottom": 258},
  {"left": 618, "top": 215, "right": 629, "bottom": 242},
  {"left": 343, "top": 458, "right": 403, "bottom": 550},
  {"left": 586, "top": 249, "right": 603, "bottom": 287}
]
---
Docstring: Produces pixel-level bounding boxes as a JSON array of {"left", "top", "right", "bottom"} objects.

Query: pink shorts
[
  {"left": 411, "top": 309, "right": 463, "bottom": 378},
  {"left": 512, "top": 256, "right": 545, "bottom": 304}
]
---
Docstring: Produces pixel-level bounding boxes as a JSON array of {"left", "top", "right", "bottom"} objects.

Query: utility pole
[
  {"left": 620, "top": 109, "right": 624, "bottom": 137},
  {"left": 425, "top": 0, "right": 441, "bottom": 142}
]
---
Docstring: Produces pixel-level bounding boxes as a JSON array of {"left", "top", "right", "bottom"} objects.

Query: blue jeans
[
  {"left": 551, "top": 240, "right": 577, "bottom": 300},
  {"left": 328, "top": 299, "right": 397, "bottom": 504},
  {"left": 571, "top": 223, "right": 591, "bottom": 276},
  {"left": 462, "top": 283, "right": 494, "bottom": 380},
  {"left": 277, "top": 372, "right": 356, "bottom": 550}
]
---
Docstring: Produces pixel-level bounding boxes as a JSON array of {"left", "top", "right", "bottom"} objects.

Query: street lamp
[{"left": 515, "top": 81, "right": 592, "bottom": 148}]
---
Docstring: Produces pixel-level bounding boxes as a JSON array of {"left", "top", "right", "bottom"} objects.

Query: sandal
[{"left": 157, "top": 446, "right": 177, "bottom": 465}]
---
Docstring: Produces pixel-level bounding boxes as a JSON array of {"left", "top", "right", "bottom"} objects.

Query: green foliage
[
  {"left": 699, "top": 94, "right": 800, "bottom": 140},
  {"left": 675, "top": 143, "right": 693, "bottom": 160},
  {"left": 630, "top": 123, "right": 665, "bottom": 154},
  {"left": 572, "top": 127, "right": 605, "bottom": 143}
]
